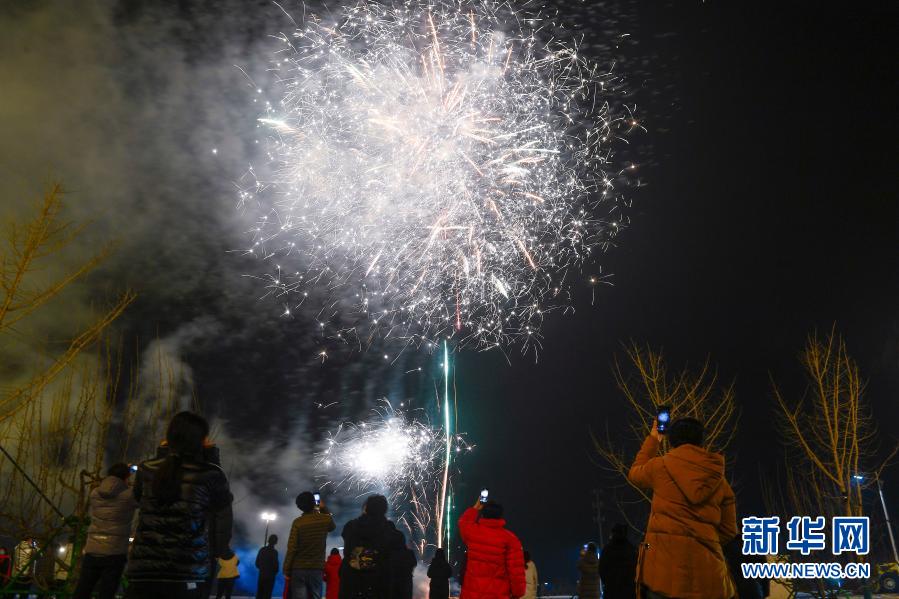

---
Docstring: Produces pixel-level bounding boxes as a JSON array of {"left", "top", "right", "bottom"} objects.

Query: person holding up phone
[
  {"left": 73, "top": 463, "right": 139, "bottom": 599},
  {"left": 627, "top": 415, "right": 737, "bottom": 599},
  {"left": 283, "top": 491, "right": 335, "bottom": 599},
  {"left": 458, "top": 493, "right": 526, "bottom": 599}
]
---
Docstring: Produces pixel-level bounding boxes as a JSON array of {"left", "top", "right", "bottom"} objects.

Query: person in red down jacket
[
  {"left": 459, "top": 497, "right": 526, "bottom": 599},
  {"left": 323, "top": 548, "right": 341, "bottom": 599}
]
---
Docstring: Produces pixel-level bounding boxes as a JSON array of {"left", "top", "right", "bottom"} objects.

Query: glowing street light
[{"left": 260, "top": 511, "right": 277, "bottom": 546}]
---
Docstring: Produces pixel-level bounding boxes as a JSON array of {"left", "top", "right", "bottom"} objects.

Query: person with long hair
[{"left": 126, "top": 411, "right": 233, "bottom": 599}]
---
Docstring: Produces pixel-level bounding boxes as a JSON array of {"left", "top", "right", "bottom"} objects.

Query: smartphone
[
  {"left": 657, "top": 406, "right": 672, "bottom": 434},
  {"left": 130, "top": 464, "right": 138, "bottom": 473},
  {"left": 479, "top": 488, "right": 489, "bottom": 503},
  {"left": 313, "top": 492, "right": 321, "bottom": 506}
]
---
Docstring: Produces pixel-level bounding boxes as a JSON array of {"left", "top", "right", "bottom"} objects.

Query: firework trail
[{"left": 243, "top": 0, "right": 634, "bottom": 351}]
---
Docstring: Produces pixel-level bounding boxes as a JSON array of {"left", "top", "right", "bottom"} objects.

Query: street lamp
[
  {"left": 876, "top": 477, "right": 899, "bottom": 564},
  {"left": 854, "top": 473, "right": 899, "bottom": 564},
  {"left": 260, "top": 511, "right": 277, "bottom": 546}
]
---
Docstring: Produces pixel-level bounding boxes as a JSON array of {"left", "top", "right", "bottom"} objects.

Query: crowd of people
[{"left": 1, "top": 410, "right": 769, "bottom": 598}]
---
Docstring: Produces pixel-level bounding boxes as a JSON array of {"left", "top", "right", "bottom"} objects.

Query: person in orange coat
[
  {"left": 627, "top": 417, "right": 737, "bottom": 599},
  {"left": 323, "top": 548, "right": 341, "bottom": 599},
  {"left": 458, "top": 498, "right": 526, "bottom": 599}
]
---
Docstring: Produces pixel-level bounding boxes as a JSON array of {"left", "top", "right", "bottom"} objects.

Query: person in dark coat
[
  {"left": 156, "top": 436, "right": 231, "bottom": 596},
  {"left": 73, "top": 463, "right": 139, "bottom": 599},
  {"left": 339, "top": 495, "right": 405, "bottom": 599},
  {"left": 598, "top": 524, "right": 637, "bottom": 599},
  {"left": 723, "top": 534, "right": 769, "bottom": 599},
  {"left": 426, "top": 548, "right": 452, "bottom": 599},
  {"left": 256, "top": 535, "right": 280, "bottom": 599},
  {"left": 576, "top": 543, "right": 600, "bottom": 599},
  {"left": 389, "top": 539, "right": 417, "bottom": 599},
  {"left": 126, "top": 411, "right": 233, "bottom": 599}
]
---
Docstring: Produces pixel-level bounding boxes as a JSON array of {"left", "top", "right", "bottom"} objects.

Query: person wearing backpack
[
  {"left": 339, "top": 494, "right": 405, "bottom": 599},
  {"left": 284, "top": 492, "right": 336, "bottom": 599}
]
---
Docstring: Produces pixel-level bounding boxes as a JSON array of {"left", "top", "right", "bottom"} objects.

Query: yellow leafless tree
[
  {"left": 762, "top": 328, "right": 897, "bottom": 597},
  {"left": 0, "top": 337, "right": 185, "bottom": 590},
  {"left": 594, "top": 342, "right": 739, "bottom": 502},
  {"left": 771, "top": 327, "right": 897, "bottom": 519},
  {"left": 1, "top": 184, "right": 135, "bottom": 422}
]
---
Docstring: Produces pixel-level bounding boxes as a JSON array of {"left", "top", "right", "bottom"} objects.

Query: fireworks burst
[
  {"left": 243, "top": 0, "right": 635, "bottom": 350},
  {"left": 316, "top": 402, "right": 470, "bottom": 546}
]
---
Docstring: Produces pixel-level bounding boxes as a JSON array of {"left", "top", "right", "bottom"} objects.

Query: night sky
[
  {"left": 1, "top": 0, "right": 897, "bottom": 590},
  {"left": 462, "top": 1, "right": 899, "bottom": 584}
]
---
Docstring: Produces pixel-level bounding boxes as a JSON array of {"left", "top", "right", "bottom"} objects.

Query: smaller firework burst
[
  {"left": 319, "top": 408, "right": 440, "bottom": 494},
  {"left": 317, "top": 402, "right": 471, "bottom": 550}
]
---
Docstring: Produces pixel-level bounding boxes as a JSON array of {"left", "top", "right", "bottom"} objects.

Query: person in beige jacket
[
  {"left": 523, "top": 551, "right": 538, "bottom": 599},
  {"left": 73, "top": 463, "right": 138, "bottom": 599}
]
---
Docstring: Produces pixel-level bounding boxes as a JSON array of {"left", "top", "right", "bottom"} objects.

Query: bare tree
[
  {"left": 0, "top": 184, "right": 136, "bottom": 591},
  {"left": 763, "top": 328, "right": 898, "bottom": 597},
  {"left": 1, "top": 184, "right": 135, "bottom": 421},
  {"left": 772, "top": 327, "right": 896, "bottom": 519},
  {"left": 594, "top": 342, "right": 739, "bottom": 503}
]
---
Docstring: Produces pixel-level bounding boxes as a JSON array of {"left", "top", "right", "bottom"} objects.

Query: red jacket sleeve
[
  {"left": 627, "top": 435, "right": 661, "bottom": 489},
  {"left": 458, "top": 507, "right": 479, "bottom": 545},
  {"left": 506, "top": 532, "right": 526, "bottom": 598}
]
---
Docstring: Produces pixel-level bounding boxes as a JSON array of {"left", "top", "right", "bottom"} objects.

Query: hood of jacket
[
  {"left": 97, "top": 475, "right": 128, "bottom": 499},
  {"left": 476, "top": 516, "right": 507, "bottom": 530},
  {"left": 662, "top": 443, "right": 725, "bottom": 504}
]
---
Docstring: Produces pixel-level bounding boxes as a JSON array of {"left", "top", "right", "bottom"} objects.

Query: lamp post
[
  {"left": 876, "top": 478, "right": 899, "bottom": 564},
  {"left": 854, "top": 474, "right": 899, "bottom": 564},
  {"left": 260, "top": 511, "right": 277, "bottom": 546}
]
